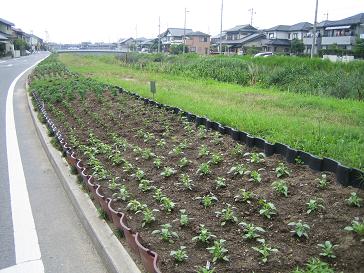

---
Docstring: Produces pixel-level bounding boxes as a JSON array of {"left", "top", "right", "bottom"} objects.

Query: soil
[{"left": 45, "top": 90, "right": 364, "bottom": 273}]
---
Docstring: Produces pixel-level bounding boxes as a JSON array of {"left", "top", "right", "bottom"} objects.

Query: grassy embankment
[{"left": 58, "top": 54, "right": 364, "bottom": 170}]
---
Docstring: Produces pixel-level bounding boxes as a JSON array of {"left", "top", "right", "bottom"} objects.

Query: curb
[{"left": 26, "top": 84, "right": 142, "bottom": 273}]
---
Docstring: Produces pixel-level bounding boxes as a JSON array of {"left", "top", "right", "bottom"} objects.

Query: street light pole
[
  {"left": 219, "top": 0, "right": 223, "bottom": 54},
  {"left": 311, "top": 0, "right": 319, "bottom": 58}
]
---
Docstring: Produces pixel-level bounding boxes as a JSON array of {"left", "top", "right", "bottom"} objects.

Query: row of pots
[
  {"left": 32, "top": 91, "right": 162, "bottom": 273},
  {"left": 112, "top": 85, "right": 363, "bottom": 189}
]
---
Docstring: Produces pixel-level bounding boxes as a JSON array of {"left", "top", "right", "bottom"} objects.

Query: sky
[{"left": 1, "top": 0, "right": 364, "bottom": 43}]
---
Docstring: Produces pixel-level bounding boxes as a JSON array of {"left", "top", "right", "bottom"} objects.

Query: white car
[{"left": 254, "top": 52, "right": 273, "bottom": 57}]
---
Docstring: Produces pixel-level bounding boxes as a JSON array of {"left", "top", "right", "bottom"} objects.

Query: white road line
[
  {"left": 0, "top": 260, "right": 44, "bottom": 273},
  {"left": 0, "top": 60, "right": 6, "bottom": 64},
  {"left": 6, "top": 56, "right": 48, "bottom": 271}
]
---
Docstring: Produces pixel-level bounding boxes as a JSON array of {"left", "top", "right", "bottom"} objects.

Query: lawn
[{"left": 58, "top": 54, "right": 364, "bottom": 170}]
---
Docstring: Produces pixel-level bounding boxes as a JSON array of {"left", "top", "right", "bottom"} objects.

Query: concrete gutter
[{"left": 26, "top": 82, "right": 142, "bottom": 273}]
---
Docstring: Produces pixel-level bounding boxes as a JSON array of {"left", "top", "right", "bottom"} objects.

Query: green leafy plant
[
  {"left": 108, "top": 176, "right": 121, "bottom": 191},
  {"left": 293, "top": 258, "right": 335, "bottom": 273},
  {"left": 211, "top": 132, "right": 223, "bottom": 145},
  {"left": 195, "top": 261, "right": 216, "bottom": 273},
  {"left": 138, "top": 179, "right": 154, "bottom": 192},
  {"left": 192, "top": 224, "right": 216, "bottom": 244},
  {"left": 157, "top": 138, "right": 166, "bottom": 148},
  {"left": 160, "top": 196, "right": 175, "bottom": 212},
  {"left": 215, "top": 203, "right": 238, "bottom": 226},
  {"left": 248, "top": 169, "right": 263, "bottom": 183},
  {"left": 346, "top": 192, "right": 362, "bottom": 207},
  {"left": 306, "top": 198, "right": 325, "bottom": 214},
  {"left": 210, "top": 153, "right": 223, "bottom": 165},
  {"left": 178, "top": 173, "right": 194, "bottom": 190},
  {"left": 344, "top": 217, "right": 364, "bottom": 237},
  {"left": 141, "top": 148, "right": 155, "bottom": 160},
  {"left": 206, "top": 239, "right": 229, "bottom": 262},
  {"left": 294, "top": 156, "right": 304, "bottom": 165},
  {"left": 122, "top": 161, "right": 134, "bottom": 173},
  {"left": 160, "top": 166, "right": 177, "bottom": 178},
  {"left": 275, "top": 162, "right": 290, "bottom": 178},
  {"left": 288, "top": 220, "right": 310, "bottom": 238},
  {"left": 197, "top": 162, "right": 211, "bottom": 176},
  {"left": 153, "top": 188, "right": 166, "bottom": 202},
  {"left": 259, "top": 200, "right": 277, "bottom": 219},
  {"left": 170, "top": 246, "right": 188, "bottom": 263},
  {"left": 196, "top": 193, "right": 218, "bottom": 208},
  {"left": 153, "top": 156, "right": 163, "bottom": 169},
  {"left": 198, "top": 125, "right": 207, "bottom": 139},
  {"left": 239, "top": 222, "right": 265, "bottom": 240},
  {"left": 152, "top": 223, "right": 178, "bottom": 243},
  {"left": 178, "top": 157, "right": 190, "bottom": 168},
  {"left": 136, "top": 206, "right": 159, "bottom": 227},
  {"left": 174, "top": 209, "right": 193, "bottom": 227},
  {"left": 317, "top": 174, "right": 329, "bottom": 189},
  {"left": 215, "top": 177, "right": 227, "bottom": 189},
  {"left": 234, "top": 189, "right": 254, "bottom": 203},
  {"left": 132, "top": 168, "right": 145, "bottom": 181},
  {"left": 198, "top": 145, "right": 210, "bottom": 157},
  {"left": 244, "top": 152, "right": 265, "bottom": 163},
  {"left": 228, "top": 164, "right": 248, "bottom": 176},
  {"left": 231, "top": 144, "right": 245, "bottom": 156},
  {"left": 112, "top": 184, "right": 130, "bottom": 202},
  {"left": 252, "top": 238, "right": 278, "bottom": 263},
  {"left": 317, "top": 241, "right": 338, "bottom": 259},
  {"left": 126, "top": 199, "right": 143, "bottom": 213},
  {"left": 272, "top": 180, "right": 288, "bottom": 197}
]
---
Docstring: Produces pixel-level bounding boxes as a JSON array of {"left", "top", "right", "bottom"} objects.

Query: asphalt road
[{"left": 0, "top": 53, "right": 108, "bottom": 273}]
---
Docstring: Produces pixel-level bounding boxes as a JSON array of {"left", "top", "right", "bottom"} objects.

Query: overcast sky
[{"left": 2, "top": 0, "right": 363, "bottom": 43}]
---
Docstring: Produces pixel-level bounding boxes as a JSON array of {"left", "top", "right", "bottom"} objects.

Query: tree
[
  {"left": 170, "top": 44, "right": 187, "bottom": 55},
  {"left": 290, "top": 39, "right": 304, "bottom": 55},
  {"left": 353, "top": 38, "right": 364, "bottom": 58},
  {"left": 13, "top": 38, "right": 29, "bottom": 51}
]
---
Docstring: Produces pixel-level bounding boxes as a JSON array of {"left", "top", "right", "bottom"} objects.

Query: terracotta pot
[{"left": 135, "top": 233, "right": 161, "bottom": 273}]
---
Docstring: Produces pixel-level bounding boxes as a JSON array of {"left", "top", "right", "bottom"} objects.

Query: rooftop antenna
[
  {"left": 323, "top": 12, "right": 329, "bottom": 20},
  {"left": 248, "top": 8, "right": 256, "bottom": 26}
]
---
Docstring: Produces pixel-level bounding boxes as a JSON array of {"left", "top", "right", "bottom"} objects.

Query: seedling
[
  {"left": 197, "top": 162, "right": 211, "bottom": 176},
  {"left": 174, "top": 209, "right": 193, "bottom": 227},
  {"left": 160, "top": 196, "right": 175, "bottom": 212},
  {"left": 294, "top": 258, "right": 335, "bottom": 273},
  {"left": 317, "top": 241, "right": 338, "bottom": 259},
  {"left": 153, "top": 188, "right": 166, "bottom": 202},
  {"left": 275, "top": 162, "right": 290, "bottom": 178},
  {"left": 170, "top": 246, "right": 188, "bottom": 263},
  {"left": 169, "top": 146, "right": 184, "bottom": 156},
  {"left": 244, "top": 152, "right": 265, "bottom": 163},
  {"left": 108, "top": 176, "right": 121, "bottom": 191},
  {"left": 195, "top": 261, "right": 216, "bottom": 273},
  {"left": 126, "top": 199, "right": 143, "bottom": 213},
  {"left": 192, "top": 224, "right": 216, "bottom": 243},
  {"left": 160, "top": 166, "right": 177, "bottom": 178},
  {"left": 143, "top": 132, "right": 155, "bottom": 143},
  {"left": 178, "top": 157, "right": 190, "bottom": 168},
  {"left": 206, "top": 239, "right": 229, "bottom": 262},
  {"left": 132, "top": 168, "right": 145, "bottom": 181},
  {"left": 271, "top": 180, "right": 288, "bottom": 197},
  {"left": 248, "top": 169, "right": 263, "bottom": 183},
  {"left": 198, "top": 145, "right": 210, "bottom": 158},
  {"left": 122, "top": 161, "right": 134, "bottom": 173},
  {"left": 346, "top": 192, "right": 362, "bottom": 207},
  {"left": 210, "top": 153, "right": 223, "bottom": 165},
  {"left": 317, "top": 174, "right": 329, "bottom": 189},
  {"left": 196, "top": 193, "right": 218, "bottom": 208},
  {"left": 215, "top": 203, "right": 238, "bottom": 226},
  {"left": 306, "top": 198, "right": 325, "bottom": 214},
  {"left": 157, "top": 138, "right": 166, "bottom": 148},
  {"left": 215, "top": 177, "right": 227, "bottom": 189},
  {"left": 294, "top": 156, "right": 304, "bottom": 165},
  {"left": 288, "top": 220, "right": 310, "bottom": 238},
  {"left": 198, "top": 125, "right": 207, "bottom": 139},
  {"left": 178, "top": 174, "right": 194, "bottom": 190},
  {"left": 211, "top": 132, "right": 223, "bottom": 145},
  {"left": 112, "top": 185, "right": 130, "bottom": 202},
  {"left": 138, "top": 179, "right": 154, "bottom": 192},
  {"left": 141, "top": 148, "right": 155, "bottom": 160},
  {"left": 239, "top": 222, "right": 265, "bottom": 240},
  {"left": 259, "top": 200, "right": 277, "bottom": 219},
  {"left": 152, "top": 223, "right": 178, "bottom": 243},
  {"left": 109, "top": 151, "right": 124, "bottom": 166},
  {"left": 153, "top": 156, "right": 163, "bottom": 169},
  {"left": 231, "top": 144, "right": 245, "bottom": 156},
  {"left": 344, "top": 217, "right": 364, "bottom": 237},
  {"left": 252, "top": 238, "right": 278, "bottom": 263},
  {"left": 136, "top": 206, "right": 159, "bottom": 227},
  {"left": 234, "top": 189, "right": 254, "bottom": 203},
  {"left": 228, "top": 164, "right": 249, "bottom": 176}
]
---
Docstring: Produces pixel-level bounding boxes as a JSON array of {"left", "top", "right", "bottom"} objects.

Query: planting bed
[{"left": 30, "top": 57, "right": 364, "bottom": 273}]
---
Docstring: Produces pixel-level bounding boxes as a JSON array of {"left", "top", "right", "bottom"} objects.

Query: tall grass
[{"left": 59, "top": 54, "right": 364, "bottom": 170}]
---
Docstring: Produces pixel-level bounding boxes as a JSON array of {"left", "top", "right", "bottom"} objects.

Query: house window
[
  {"left": 189, "top": 46, "right": 196, "bottom": 52},
  {"left": 269, "top": 33, "right": 275, "bottom": 39},
  {"left": 292, "top": 33, "right": 298, "bottom": 39},
  {"left": 200, "top": 36, "right": 208, "bottom": 42}
]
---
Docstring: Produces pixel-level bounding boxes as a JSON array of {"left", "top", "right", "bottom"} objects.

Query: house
[
  {"left": 159, "top": 28, "right": 193, "bottom": 52},
  {"left": 0, "top": 18, "right": 15, "bottom": 57},
  {"left": 26, "top": 34, "right": 44, "bottom": 52},
  {"left": 303, "top": 13, "right": 364, "bottom": 55},
  {"left": 118, "top": 37, "right": 135, "bottom": 52},
  {"left": 263, "top": 22, "right": 312, "bottom": 53},
  {"left": 185, "top": 31, "right": 210, "bottom": 55}
]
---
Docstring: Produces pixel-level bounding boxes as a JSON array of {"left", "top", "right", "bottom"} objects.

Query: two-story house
[
  {"left": 0, "top": 18, "right": 16, "bottom": 56},
  {"left": 159, "top": 28, "right": 193, "bottom": 52},
  {"left": 263, "top": 22, "right": 312, "bottom": 53},
  {"left": 303, "top": 13, "right": 364, "bottom": 55},
  {"left": 185, "top": 31, "right": 210, "bottom": 55}
]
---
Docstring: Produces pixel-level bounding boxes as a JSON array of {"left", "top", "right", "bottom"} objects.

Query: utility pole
[
  {"left": 183, "top": 8, "right": 189, "bottom": 54},
  {"left": 323, "top": 12, "right": 329, "bottom": 21},
  {"left": 158, "top": 16, "right": 161, "bottom": 53},
  {"left": 248, "top": 8, "right": 256, "bottom": 26},
  {"left": 311, "top": 0, "right": 319, "bottom": 58},
  {"left": 219, "top": 0, "right": 223, "bottom": 54}
]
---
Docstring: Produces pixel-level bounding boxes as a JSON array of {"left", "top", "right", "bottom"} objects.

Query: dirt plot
[{"left": 44, "top": 90, "right": 364, "bottom": 273}]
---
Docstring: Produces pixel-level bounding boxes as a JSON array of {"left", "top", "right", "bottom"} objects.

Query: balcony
[{"left": 321, "top": 36, "right": 355, "bottom": 45}]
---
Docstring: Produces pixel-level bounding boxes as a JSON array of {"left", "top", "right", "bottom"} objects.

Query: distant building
[
  {"left": 118, "top": 37, "right": 135, "bottom": 52},
  {"left": 0, "top": 17, "right": 15, "bottom": 56},
  {"left": 185, "top": 31, "right": 210, "bottom": 55}
]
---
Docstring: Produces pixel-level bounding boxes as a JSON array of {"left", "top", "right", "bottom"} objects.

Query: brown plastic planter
[
  {"left": 107, "top": 199, "right": 125, "bottom": 234},
  {"left": 95, "top": 185, "right": 112, "bottom": 220},
  {"left": 120, "top": 217, "right": 140, "bottom": 256},
  {"left": 135, "top": 233, "right": 161, "bottom": 273},
  {"left": 66, "top": 151, "right": 77, "bottom": 167}
]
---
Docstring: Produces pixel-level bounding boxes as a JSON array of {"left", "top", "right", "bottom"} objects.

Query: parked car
[{"left": 254, "top": 52, "right": 273, "bottom": 57}]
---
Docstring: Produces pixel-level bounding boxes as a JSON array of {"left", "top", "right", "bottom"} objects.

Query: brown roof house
[{"left": 185, "top": 31, "right": 210, "bottom": 55}]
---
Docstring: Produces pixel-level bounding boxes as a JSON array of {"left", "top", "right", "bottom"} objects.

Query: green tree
[
  {"left": 13, "top": 38, "right": 28, "bottom": 51},
  {"left": 170, "top": 44, "right": 188, "bottom": 55},
  {"left": 290, "top": 39, "right": 305, "bottom": 55},
  {"left": 353, "top": 38, "right": 364, "bottom": 58}
]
